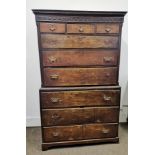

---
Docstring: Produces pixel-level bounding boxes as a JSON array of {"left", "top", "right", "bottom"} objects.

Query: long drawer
[
  {"left": 42, "top": 49, "right": 118, "bottom": 67},
  {"left": 41, "top": 107, "right": 119, "bottom": 126},
  {"left": 42, "top": 123, "right": 118, "bottom": 142},
  {"left": 40, "top": 89, "right": 120, "bottom": 108},
  {"left": 41, "top": 34, "right": 119, "bottom": 49},
  {"left": 43, "top": 67, "right": 118, "bottom": 86}
]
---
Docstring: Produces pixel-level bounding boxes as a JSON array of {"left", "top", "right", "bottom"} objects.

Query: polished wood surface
[
  {"left": 43, "top": 125, "right": 83, "bottom": 142},
  {"left": 33, "top": 10, "right": 126, "bottom": 150},
  {"left": 42, "top": 107, "right": 119, "bottom": 126},
  {"left": 40, "top": 23, "right": 65, "bottom": 33},
  {"left": 40, "top": 89, "right": 120, "bottom": 108},
  {"left": 43, "top": 67, "right": 118, "bottom": 86},
  {"left": 67, "top": 24, "right": 95, "bottom": 33},
  {"left": 41, "top": 34, "right": 119, "bottom": 49},
  {"left": 96, "top": 23, "right": 120, "bottom": 34},
  {"left": 42, "top": 49, "right": 118, "bottom": 67}
]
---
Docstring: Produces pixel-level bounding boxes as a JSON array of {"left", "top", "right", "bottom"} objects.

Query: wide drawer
[
  {"left": 96, "top": 23, "right": 120, "bottom": 34},
  {"left": 42, "top": 123, "right": 118, "bottom": 142},
  {"left": 41, "top": 34, "right": 119, "bottom": 49},
  {"left": 84, "top": 124, "right": 118, "bottom": 139},
  {"left": 40, "top": 23, "right": 65, "bottom": 33},
  {"left": 43, "top": 125, "right": 83, "bottom": 142},
  {"left": 42, "top": 49, "right": 118, "bottom": 67},
  {"left": 67, "top": 24, "right": 95, "bottom": 33},
  {"left": 41, "top": 107, "right": 119, "bottom": 126},
  {"left": 43, "top": 67, "right": 118, "bottom": 86},
  {"left": 40, "top": 89, "right": 120, "bottom": 108}
]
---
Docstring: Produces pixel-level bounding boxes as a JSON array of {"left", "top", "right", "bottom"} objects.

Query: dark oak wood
[
  {"left": 41, "top": 107, "right": 119, "bottom": 126},
  {"left": 40, "top": 89, "right": 120, "bottom": 108},
  {"left": 42, "top": 49, "right": 119, "bottom": 67},
  {"left": 96, "top": 23, "right": 120, "bottom": 34},
  {"left": 43, "top": 67, "right": 118, "bottom": 86},
  {"left": 42, "top": 125, "right": 83, "bottom": 142},
  {"left": 33, "top": 9, "right": 126, "bottom": 150},
  {"left": 41, "top": 34, "right": 119, "bottom": 49},
  {"left": 40, "top": 23, "right": 65, "bottom": 33},
  {"left": 67, "top": 24, "right": 95, "bottom": 34}
]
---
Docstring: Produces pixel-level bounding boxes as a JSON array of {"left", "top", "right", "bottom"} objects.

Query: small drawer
[
  {"left": 43, "top": 125, "right": 82, "bottom": 142},
  {"left": 67, "top": 24, "right": 95, "bottom": 33},
  {"left": 84, "top": 124, "right": 118, "bottom": 139},
  {"left": 40, "top": 23, "right": 65, "bottom": 33},
  {"left": 40, "top": 89, "right": 120, "bottom": 108},
  {"left": 43, "top": 67, "right": 118, "bottom": 87},
  {"left": 42, "top": 108, "right": 94, "bottom": 126},
  {"left": 96, "top": 24, "right": 120, "bottom": 34},
  {"left": 42, "top": 49, "right": 118, "bottom": 67},
  {"left": 94, "top": 107, "right": 119, "bottom": 123}
]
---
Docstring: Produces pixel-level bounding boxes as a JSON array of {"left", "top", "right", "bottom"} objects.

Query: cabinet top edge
[{"left": 32, "top": 9, "right": 127, "bottom": 17}]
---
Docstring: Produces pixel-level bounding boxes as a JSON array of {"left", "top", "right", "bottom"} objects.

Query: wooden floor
[{"left": 26, "top": 123, "right": 128, "bottom": 155}]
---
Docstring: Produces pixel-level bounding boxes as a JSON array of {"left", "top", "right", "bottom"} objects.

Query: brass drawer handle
[
  {"left": 102, "top": 129, "right": 109, "bottom": 134},
  {"left": 49, "top": 56, "right": 57, "bottom": 63},
  {"left": 50, "top": 74, "right": 59, "bottom": 80},
  {"left": 105, "top": 28, "right": 111, "bottom": 33},
  {"left": 79, "top": 27, "right": 84, "bottom": 32},
  {"left": 51, "top": 113, "right": 61, "bottom": 120},
  {"left": 104, "top": 57, "right": 113, "bottom": 62},
  {"left": 50, "top": 25, "right": 56, "bottom": 31},
  {"left": 50, "top": 98, "right": 62, "bottom": 103},
  {"left": 103, "top": 95, "right": 111, "bottom": 101},
  {"left": 52, "top": 132, "right": 59, "bottom": 137},
  {"left": 105, "top": 73, "right": 110, "bottom": 77}
]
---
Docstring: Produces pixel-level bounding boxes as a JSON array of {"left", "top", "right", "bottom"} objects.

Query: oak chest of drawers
[{"left": 33, "top": 10, "right": 127, "bottom": 150}]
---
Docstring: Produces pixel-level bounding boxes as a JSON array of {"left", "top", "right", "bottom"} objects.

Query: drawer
[
  {"left": 40, "top": 89, "right": 120, "bottom": 108},
  {"left": 40, "top": 23, "right": 65, "bottom": 33},
  {"left": 41, "top": 34, "right": 119, "bottom": 49},
  {"left": 42, "top": 108, "right": 94, "bottom": 126},
  {"left": 43, "top": 125, "right": 82, "bottom": 142},
  {"left": 96, "top": 24, "right": 120, "bottom": 34},
  {"left": 84, "top": 124, "right": 118, "bottom": 139},
  {"left": 67, "top": 24, "right": 95, "bottom": 33},
  {"left": 94, "top": 107, "right": 119, "bottom": 123},
  {"left": 42, "top": 49, "right": 118, "bottom": 67},
  {"left": 43, "top": 67, "right": 118, "bottom": 86}
]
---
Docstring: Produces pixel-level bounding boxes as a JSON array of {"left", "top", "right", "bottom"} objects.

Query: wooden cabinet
[{"left": 33, "top": 9, "right": 127, "bottom": 150}]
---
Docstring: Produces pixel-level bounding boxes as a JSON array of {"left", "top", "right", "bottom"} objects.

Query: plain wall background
[{"left": 26, "top": 0, "right": 128, "bottom": 126}]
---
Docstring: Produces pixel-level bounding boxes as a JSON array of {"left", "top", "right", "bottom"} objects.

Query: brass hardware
[
  {"left": 79, "top": 26, "right": 84, "bottom": 32},
  {"left": 50, "top": 74, "right": 59, "bottom": 80},
  {"left": 103, "top": 57, "right": 113, "bottom": 62},
  {"left": 49, "top": 56, "right": 57, "bottom": 63},
  {"left": 51, "top": 113, "right": 61, "bottom": 120},
  {"left": 105, "top": 73, "right": 110, "bottom": 77},
  {"left": 52, "top": 132, "right": 59, "bottom": 137},
  {"left": 102, "top": 129, "right": 109, "bottom": 134},
  {"left": 105, "top": 28, "right": 111, "bottom": 33},
  {"left": 50, "top": 98, "right": 61, "bottom": 103},
  {"left": 50, "top": 25, "right": 56, "bottom": 31},
  {"left": 103, "top": 95, "right": 111, "bottom": 101}
]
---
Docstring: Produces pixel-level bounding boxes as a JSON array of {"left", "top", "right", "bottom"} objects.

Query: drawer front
[
  {"left": 67, "top": 24, "right": 95, "bottom": 33},
  {"left": 41, "top": 34, "right": 119, "bottom": 49},
  {"left": 42, "top": 49, "right": 118, "bottom": 67},
  {"left": 96, "top": 24, "right": 120, "bottom": 34},
  {"left": 40, "top": 23, "right": 65, "bottom": 33},
  {"left": 84, "top": 124, "right": 118, "bottom": 139},
  {"left": 43, "top": 67, "right": 118, "bottom": 86},
  {"left": 42, "top": 108, "right": 94, "bottom": 126},
  {"left": 94, "top": 107, "right": 119, "bottom": 123},
  {"left": 40, "top": 89, "right": 120, "bottom": 108},
  {"left": 43, "top": 125, "right": 82, "bottom": 142}
]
